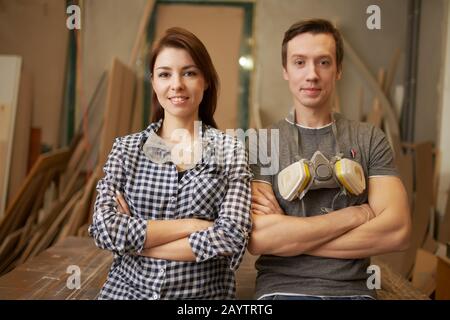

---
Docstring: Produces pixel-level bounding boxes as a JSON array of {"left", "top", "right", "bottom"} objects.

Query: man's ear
[
  {"left": 336, "top": 67, "right": 342, "bottom": 80},
  {"left": 283, "top": 67, "right": 289, "bottom": 80}
]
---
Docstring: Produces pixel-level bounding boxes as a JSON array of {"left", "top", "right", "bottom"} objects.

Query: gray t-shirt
[{"left": 248, "top": 111, "right": 398, "bottom": 299}]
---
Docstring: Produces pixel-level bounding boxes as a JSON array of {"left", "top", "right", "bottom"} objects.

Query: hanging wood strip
[{"left": 0, "top": 56, "right": 22, "bottom": 217}]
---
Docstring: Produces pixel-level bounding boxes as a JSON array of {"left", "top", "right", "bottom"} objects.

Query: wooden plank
[
  {"left": 399, "top": 142, "right": 434, "bottom": 276},
  {"left": 131, "top": 76, "right": 144, "bottom": 132},
  {"left": 411, "top": 248, "right": 437, "bottom": 296},
  {"left": 27, "top": 128, "right": 42, "bottom": 172},
  {"left": 70, "top": 172, "right": 99, "bottom": 233},
  {"left": 366, "top": 69, "right": 385, "bottom": 128},
  {"left": 0, "top": 170, "right": 43, "bottom": 244},
  {"left": 0, "top": 237, "right": 112, "bottom": 300},
  {"left": 0, "top": 149, "right": 72, "bottom": 265},
  {"left": 0, "top": 228, "right": 24, "bottom": 275},
  {"left": 61, "top": 167, "right": 101, "bottom": 240},
  {"left": 98, "top": 58, "right": 124, "bottom": 166},
  {"left": 236, "top": 251, "right": 258, "bottom": 299},
  {"left": 436, "top": 255, "right": 450, "bottom": 300},
  {"left": 7, "top": 67, "right": 32, "bottom": 209},
  {"left": 129, "top": 0, "right": 156, "bottom": 66},
  {"left": 3, "top": 148, "right": 71, "bottom": 219},
  {"left": 438, "top": 189, "right": 450, "bottom": 243},
  {"left": 29, "top": 190, "right": 84, "bottom": 259},
  {"left": 342, "top": 37, "right": 400, "bottom": 138},
  {"left": 117, "top": 63, "right": 136, "bottom": 137},
  {"left": 23, "top": 170, "right": 85, "bottom": 260},
  {"left": 0, "top": 55, "right": 22, "bottom": 217},
  {"left": 399, "top": 151, "right": 414, "bottom": 206},
  {"left": 383, "top": 48, "right": 401, "bottom": 95},
  {"left": 0, "top": 141, "right": 6, "bottom": 209}
]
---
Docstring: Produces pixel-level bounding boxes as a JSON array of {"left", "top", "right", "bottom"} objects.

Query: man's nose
[{"left": 305, "top": 63, "right": 319, "bottom": 81}]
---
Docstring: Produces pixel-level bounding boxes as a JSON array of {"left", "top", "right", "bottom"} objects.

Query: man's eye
[
  {"left": 294, "top": 60, "right": 304, "bottom": 66},
  {"left": 158, "top": 72, "right": 170, "bottom": 78},
  {"left": 320, "top": 60, "right": 331, "bottom": 66}
]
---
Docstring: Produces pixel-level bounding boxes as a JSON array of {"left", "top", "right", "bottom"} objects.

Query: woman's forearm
[
  {"left": 144, "top": 219, "right": 213, "bottom": 248},
  {"left": 140, "top": 237, "right": 196, "bottom": 261}
]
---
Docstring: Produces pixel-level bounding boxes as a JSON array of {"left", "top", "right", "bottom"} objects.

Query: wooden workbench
[
  {"left": 0, "top": 236, "right": 430, "bottom": 300},
  {"left": 0, "top": 236, "right": 112, "bottom": 299}
]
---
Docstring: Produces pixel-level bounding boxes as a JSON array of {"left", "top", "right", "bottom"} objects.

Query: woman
[{"left": 89, "top": 27, "right": 252, "bottom": 300}]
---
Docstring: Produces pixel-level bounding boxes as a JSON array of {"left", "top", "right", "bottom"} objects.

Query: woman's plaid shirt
[{"left": 88, "top": 120, "right": 252, "bottom": 299}]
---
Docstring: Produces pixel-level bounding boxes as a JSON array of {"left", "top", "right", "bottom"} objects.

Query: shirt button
[
  {"left": 159, "top": 268, "right": 165, "bottom": 275},
  {"left": 170, "top": 196, "right": 176, "bottom": 202},
  {"left": 152, "top": 293, "right": 158, "bottom": 300}
]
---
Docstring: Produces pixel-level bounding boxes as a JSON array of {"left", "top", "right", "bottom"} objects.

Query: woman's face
[{"left": 152, "top": 47, "right": 207, "bottom": 122}]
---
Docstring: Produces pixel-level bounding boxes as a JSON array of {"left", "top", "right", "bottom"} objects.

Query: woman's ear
[{"left": 204, "top": 82, "right": 209, "bottom": 91}]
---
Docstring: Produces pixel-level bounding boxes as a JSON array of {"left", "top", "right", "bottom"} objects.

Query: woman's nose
[{"left": 170, "top": 75, "right": 184, "bottom": 91}]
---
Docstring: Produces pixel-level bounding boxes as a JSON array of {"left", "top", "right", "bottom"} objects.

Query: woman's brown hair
[{"left": 149, "top": 27, "right": 219, "bottom": 128}]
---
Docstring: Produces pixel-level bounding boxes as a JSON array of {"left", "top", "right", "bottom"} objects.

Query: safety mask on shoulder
[
  {"left": 277, "top": 151, "right": 366, "bottom": 201},
  {"left": 277, "top": 112, "right": 366, "bottom": 202}
]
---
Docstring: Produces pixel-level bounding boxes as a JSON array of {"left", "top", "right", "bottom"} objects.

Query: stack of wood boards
[
  {"left": 0, "top": 57, "right": 143, "bottom": 276},
  {"left": 343, "top": 38, "right": 448, "bottom": 283},
  {"left": 0, "top": 55, "right": 32, "bottom": 217}
]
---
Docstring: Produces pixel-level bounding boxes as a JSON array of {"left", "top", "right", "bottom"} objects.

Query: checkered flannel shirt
[{"left": 88, "top": 120, "right": 252, "bottom": 300}]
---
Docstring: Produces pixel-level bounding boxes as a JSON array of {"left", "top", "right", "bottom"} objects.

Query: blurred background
[{"left": 0, "top": 0, "right": 449, "bottom": 300}]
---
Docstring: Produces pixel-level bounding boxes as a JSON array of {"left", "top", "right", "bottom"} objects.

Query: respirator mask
[{"left": 277, "top": 114, "right": 366, "bottom": 202}]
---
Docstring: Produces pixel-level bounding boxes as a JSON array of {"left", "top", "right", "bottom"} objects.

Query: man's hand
[
  {"left": 358, "top": 203, "right": 377, "bottom": 222},
  {"left": 251, "top": 182, "right": 284, "bottom": 215}
]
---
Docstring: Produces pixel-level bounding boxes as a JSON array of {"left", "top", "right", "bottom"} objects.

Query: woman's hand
[{"left": 116, "top": 190, "right": 131, "bottom": 215}]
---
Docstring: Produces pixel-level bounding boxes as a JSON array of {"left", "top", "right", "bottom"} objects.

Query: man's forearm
[
  {"left": 305, "top": 205, "right": 411, "bottom": 259},
  {"left": 306, "top": 177, "right": 412, "bottom": 259},
  {"left": 140, "top": 237, "right": 197, "bottom": 261},
  {"left": 248, "top": 205, "right": 368, "bottom": 256}
]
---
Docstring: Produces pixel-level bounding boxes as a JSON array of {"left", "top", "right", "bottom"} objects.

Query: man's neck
[{"left": 294, "top": 105, "right": 333, "bottom": 128}]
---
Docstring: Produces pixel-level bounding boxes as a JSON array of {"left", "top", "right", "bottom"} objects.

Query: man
[{"left": 248, "top": 19, "right": 411, "bottom": 300}]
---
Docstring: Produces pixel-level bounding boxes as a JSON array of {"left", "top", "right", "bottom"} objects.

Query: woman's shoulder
[{"left": 114, "top": 130, "right": 146, "bottom": 152}]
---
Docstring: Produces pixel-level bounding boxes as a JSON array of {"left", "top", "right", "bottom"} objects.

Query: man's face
[{"left": 283, "top": 32, "right": 341, "bottom": 111}]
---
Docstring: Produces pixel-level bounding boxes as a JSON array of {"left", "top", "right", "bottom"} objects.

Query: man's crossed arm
[{"left": 248, "top": 176, "right": 411, "bottom": 259}]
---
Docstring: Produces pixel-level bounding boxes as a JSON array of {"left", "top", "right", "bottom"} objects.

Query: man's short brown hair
[{"left": 282, "top": 19, "right": 344, "bottom": 71}]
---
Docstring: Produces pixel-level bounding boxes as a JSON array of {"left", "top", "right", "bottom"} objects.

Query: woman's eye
[
  {"left": 158, "top": 72, "right": 170, "bottom": 78},
  {"left": 184, "top": 70, "right": 197, "bottom": 77}
]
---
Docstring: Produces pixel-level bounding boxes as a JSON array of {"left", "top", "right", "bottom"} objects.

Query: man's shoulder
[
  {"left": 334, "top": 113, "right": 373, "bottom": 130},
  {"left": 263, "top": 118, "right": 292, "bottom": 132}
]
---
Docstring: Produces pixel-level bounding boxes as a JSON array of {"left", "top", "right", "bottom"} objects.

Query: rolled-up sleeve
[
  {"left": 188, "top": 138, "right": 252, "bottom": 271},
  {"left": 88, "top": 138, "right": 147, "bottom": 255}
]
